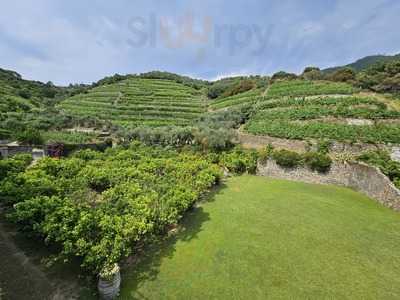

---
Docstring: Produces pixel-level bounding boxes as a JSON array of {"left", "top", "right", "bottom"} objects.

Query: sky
[{"left": 0, "top": 0, "right": 399, "bottom": 86}]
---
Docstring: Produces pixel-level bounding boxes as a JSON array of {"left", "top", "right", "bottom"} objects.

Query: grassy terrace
[
  {"left": 59, "top": 78, "right": 207, "bottom": 127},
  {"left": 209, "top": 88, "right": 264, "bottom": 110},
  {"left": 120, "top": 176, "right": 400, "bottom": 299}
]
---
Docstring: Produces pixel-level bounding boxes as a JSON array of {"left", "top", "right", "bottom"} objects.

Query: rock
[
  {"left": 391, "top": 147, "right": 400, "bottom": 163},
  {"left": 346, "top": 119, "right": 373, "bottom": 126}
]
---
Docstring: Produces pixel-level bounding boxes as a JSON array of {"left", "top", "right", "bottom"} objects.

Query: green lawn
[{"left": 119, "top": 176, "right": 400, "bottom": 299}]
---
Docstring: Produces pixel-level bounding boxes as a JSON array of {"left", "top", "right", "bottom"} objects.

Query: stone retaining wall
[
  {"left": 238, "top": 132, "right": 400, "bottom": 161},
  {"left": 0, "top": 142, "right": 112, "bottom": 159},
  {"left": 0, "top": 146, "right": 34, "bottom": 158},
  {"left": 257, "top": 159, "right": 400, "bottom": 211}
]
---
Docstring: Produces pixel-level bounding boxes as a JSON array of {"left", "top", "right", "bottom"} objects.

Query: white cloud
[{"left": 0, "top": 0, "right": 399, "bottom": 85}]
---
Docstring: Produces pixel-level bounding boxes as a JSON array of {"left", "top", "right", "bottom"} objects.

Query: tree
[
  {"left": 271, "top": 71, "right": 298, "bottom": 82},
  {"left": 16, "top": 128, "right": 44, "bottom": 145},
  {"left": 18, "top": 89, "right": 32, "bottom": 99},
  {"left": 327, "top": 67, "right": 356, "bottom": 82},
  {"left": 301, "top": 67, "right": 322, "bottom": 80}
]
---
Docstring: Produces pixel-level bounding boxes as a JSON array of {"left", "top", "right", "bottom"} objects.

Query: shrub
[
  {"left": 301, "top": 67, "right": 323, "bottom": 81},
  {"left": 18, "top": 89, "right": 32, "bottom": 99},
  {"left": 317, "top": 140, "right": 333, "bottom": 154},
  {"left": 303, "top": 152, "right": 332, "bottom": 173},
  {"left": 327, "top": 67, "right": 356, "bottom": 83},
  {"left": 271, "top": 71, "right": 298, "bottom": 82},
  {"left": 220, "top": 147, "right": 258, "bottom": 174},
  {"left": 271, "top": 150, "right": 303, "bottom": 168},
  {"left": 221, "top": 80, "right": 255, "bottom": 98},
  {"left": 1, "top": 143, "right": 222, "bottom": 274},
  {"left": 16, "top": 128, "right": 44, "bottom": 145},
  {"left": 0, "top": 154, "right": 33, "bottom": 181},
  {"left": 258, "top": 144, "right": 274, "bottom": 163}
]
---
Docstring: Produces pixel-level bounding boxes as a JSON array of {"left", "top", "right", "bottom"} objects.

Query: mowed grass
[{"left": 120, "top": 176, "right": 400, "bottom": 299}]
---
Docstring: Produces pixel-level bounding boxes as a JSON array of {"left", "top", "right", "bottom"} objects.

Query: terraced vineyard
[
  {"left": 245, "top": 94, "right": 400, "bottom": 144},
  {"left": 59, "top": 78, "right": 207, "bottom": 127},
  {"left": 266, "top": 80, "right": 357, "bottom": 98},
  {"left": 209, "top": 88, "right": 264, "bottom": 110}
]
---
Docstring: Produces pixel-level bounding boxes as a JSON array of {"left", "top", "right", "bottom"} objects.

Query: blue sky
[{"left": 0, "top": 0, "right": 399, "bottom": 85}]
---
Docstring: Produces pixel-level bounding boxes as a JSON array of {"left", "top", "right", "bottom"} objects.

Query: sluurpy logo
[{"left": 127, "top": 12, "right": 274, "bottom": 58}]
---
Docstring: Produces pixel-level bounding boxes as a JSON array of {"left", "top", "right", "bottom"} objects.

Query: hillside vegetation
[
  {"left": 59, "top": 78, "right": 207, "bottom": 128},
  {"left": 265, "top": 80, "right": 356, "bottom": 98},
  {"left": 244, "top": 80, "right": 400, "bottom": 144},
  {"left": 324, "top": 53, "right": 400, "bottom": 73},
  {"left": 2, "top": 55, "right": 400, "bottom": 299},
  {"left": 0, "top": 68, "right": 106, "bottom": 143},
  {"left": 0, "top": 68, "right": 58, "bottom": 139},
  {"left": 209, "top": 88, "right": 264, "bottom": 110}
]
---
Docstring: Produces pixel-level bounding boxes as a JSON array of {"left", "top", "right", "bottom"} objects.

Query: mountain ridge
[{"left": 323, "top": 53, "right": 400, "bottom": 73}]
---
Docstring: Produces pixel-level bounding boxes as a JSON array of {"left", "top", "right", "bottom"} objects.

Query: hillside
[
  {"left": 59, "top": 78, "right": 208, "bottom": 127},
  {"left": 0, "top": 68, "right": 60, "bottom": 139},
  {"left": 323, "top": 53, "right": 400, "bottom": 73},
  {"left": 243, "top": 80, "right": 400, "bottom": 144},
  {"left": 208, "top": 88, "right": 265, "bottom": 110}
]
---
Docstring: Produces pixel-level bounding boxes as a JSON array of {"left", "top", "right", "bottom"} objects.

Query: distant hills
[{"left": 323, "top": 53, "right": 400, "bottom": 73}]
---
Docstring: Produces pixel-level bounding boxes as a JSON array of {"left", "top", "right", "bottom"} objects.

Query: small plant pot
[{"left": 98, "top": 265, "right": 121, "bottom": 300}]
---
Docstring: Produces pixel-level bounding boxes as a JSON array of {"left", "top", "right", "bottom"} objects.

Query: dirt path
[
  {"left": 0, "top": 222, "right": 55, "bottom": 299},
  {"left": 0, "top": 220, "right": 86, "bottom": 300}
]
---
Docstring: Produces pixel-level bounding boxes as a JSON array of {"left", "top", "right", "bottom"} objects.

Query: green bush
[
  {"left": 1, "top": 143, "right": 222, "bottom": 274},
  {"left": 258, "top": 144, "right": 274, "bottom": 163},
  {"left": 303, "top": 152, "right": 332, "bottom": 173},
  {"left": 220, "top": 147, "right": 258, "bottom": 174},
  {"left": 271, "top": 150, "right": 303, "bottom": 168},
  {"left": 317, "top": 140, "right": 333, "bottom": 154},
  {"left": 0, "top": 154, "right": 32, "bottom": 181},
  {"left": 16, "top": 128, "right": 44, "bottom": 145}
]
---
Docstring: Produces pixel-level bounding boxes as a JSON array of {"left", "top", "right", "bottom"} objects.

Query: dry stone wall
[
  {"left": 238, "top": 132, "right": 400, "bottom": 159},
  {"left": 257, "top": 159, "right": 400, "bottom": 211},
  {"left": 0, "top": 146, "right": 33, "bottom": 158}
]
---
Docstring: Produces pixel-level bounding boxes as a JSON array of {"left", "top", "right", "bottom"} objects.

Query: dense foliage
[
  {"left": 0, "top": 143, "right": 222, "bottom": 274},
  {"left": 0, "top": 68, "right": 111, "bottom": 143},
  {"left": 219, "top": 147, "right": 258, "bottom": 174},
  {"left": 271, "top": 71, "right": 298, "bottom": 82},
  {"left": 119, "top": 107, "right": 253, "bottom": 151},
  {"left": 326, "top": 68, "right": 356, "bottom": 83},
  {"left": 356, "top": 60, "right": 400, "bottom": 95},
  {"left": 262, "top": 147, "right": 332, "bottom": 173},
  {"left": 271, "top": 149, "right": 303, "bottom": 168},
  {"left": 0, "top": 153, "right": 32, "bottom": 180},
  {"left": 301, "top": 67, "right": 323, "bottom": 81},
  {"left": 207, "top": 76, "right": 268, "bottom": 99},
  {"left": 16, "top": 128, "right": 44, "bottom": 145},
  {"left": 323, "top": 53, "right": 400, "bottom": 73}
]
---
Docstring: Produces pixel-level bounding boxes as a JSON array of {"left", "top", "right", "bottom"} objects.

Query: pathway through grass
[{"left": 120, "top": 176, "right": 400, "bottom": 299}]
